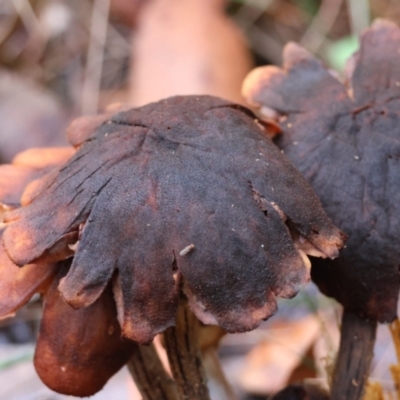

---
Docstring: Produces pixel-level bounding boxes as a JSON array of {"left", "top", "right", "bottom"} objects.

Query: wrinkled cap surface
[
  {"left": 243, "top": 20, "right": 400, "bottom": 322},
  {"left": 0, "top": 148, "right": 74, "bottom": 318},
  {"left": 3, "top": 95, "right": 344, "bottom": 343},
  {"left": 0, "top": 148, "right": 136, "bottom": 397},
  {"left": 0, "top": 147, "right": 74, "bottom": 208}
]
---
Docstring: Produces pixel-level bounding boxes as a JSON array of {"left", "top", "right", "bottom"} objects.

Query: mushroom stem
[
  {"left": 330, "top": 309, "right": 377, "bottom": 400},
  {"left": 164, "top": 300, "right": 211, "bottom": 400},
  {"left": 127, "top": 343, "right": 179, "bottom": 400},
  {"left": 202, "top": 347, "right": 238, "bottom": 400}
]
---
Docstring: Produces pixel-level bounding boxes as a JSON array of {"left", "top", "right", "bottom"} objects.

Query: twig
[
  {"left": 346, "top": 0, "right": 370, "bottom": 38},
  {"left": 300, "top": 0, "right": 343, "bottom": 53},
  {"left": 81, "top": 0, "right": 110, "bottom": 115},
  {"left": 232, "top": 0, "right": 274, "bottom": 31}
]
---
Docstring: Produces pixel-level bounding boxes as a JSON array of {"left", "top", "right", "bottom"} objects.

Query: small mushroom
[
  {"left": 1, "top": 95, "right": 344, "bottom": 398},
  {"left": 243, "top": 19, "right": 400, "bottom": 400}
]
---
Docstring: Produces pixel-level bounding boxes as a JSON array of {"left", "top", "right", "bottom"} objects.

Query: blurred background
[
  {"left": 0, "top": 0, "right": 399, "bottom": 161},
  {"left": 0, "top": 0, "right": 399, "bottom": 398}
]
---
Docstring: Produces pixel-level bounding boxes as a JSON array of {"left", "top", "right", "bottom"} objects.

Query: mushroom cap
[
  {"left": 0, "top": 148, "right": 136, "bottom": 397},
  {"left": 0, "top": 147, "right": 74, "bottom": 318},
  {"left": 242, "top": 20, "right": 400, "bottom": 322},
  {"left": 3, "top": 95, "right": 344, "bottom": 343},
  {"left": 0, "top": 147, "right": 74, "bottom": 208}
]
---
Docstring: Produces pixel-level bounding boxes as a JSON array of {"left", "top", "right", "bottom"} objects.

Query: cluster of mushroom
[
  {"left": 243, "top": 19, "right": 400, "bottom": 400},
  {"left": 0, "top": 95, "right": 344, "bottom": 398}
]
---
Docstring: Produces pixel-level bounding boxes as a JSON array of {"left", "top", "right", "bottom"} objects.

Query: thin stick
[
  {"left": 127, "top": 343, "right": 179, "bottom": 400},
  {"left": 330, "top": 309, "right": 377, "bottom": 400},
  {"left": 164, "top": 301, "right": 211, "bottom": 400},
  {"left": 81, "top": 0, "right": 110, "bottom": 115},
  {"left": 346, "top": 0, "right": 370, "bottom": 37},
  {"left": 299, "top": 0, "right": 343, "bottom": 53}
]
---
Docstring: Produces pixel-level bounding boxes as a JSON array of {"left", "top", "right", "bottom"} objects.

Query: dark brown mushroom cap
[
  {"left": 242, "top": 20, "right": 400, "bottom": 322},
  {"left": 3, "top": 95, "right": 344, "bottom": 343},
  {"left": 0, "top": 149, "right": 136, "bottom": 396},
  {"left": 0, "top": 147, "right": 74, "bottom": 208}
]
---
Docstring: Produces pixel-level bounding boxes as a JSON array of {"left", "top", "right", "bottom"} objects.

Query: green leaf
[{"left": 326, "top": 35, "right": 360, "bottom": 71}]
